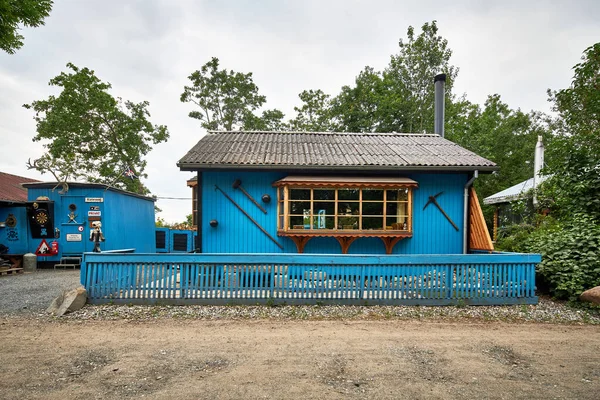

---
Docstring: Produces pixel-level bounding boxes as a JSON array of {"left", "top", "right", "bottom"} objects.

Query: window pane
[
  {"left": 386, "top": 188, "right": 409, "bottom": 201},
  {"left": 362, "top": 217, "right": 384, "bottom": 230},
  {"left": 290, "top": 201, "right": 310, "bottom": 214},
  {"left": 314, "top": 189, "right": 335, "bottom": 201},
  {"left": 314, "top": 201, "right": 335, "bottom": 215},
  {"left": 338, "top": 202, "right": 359, "bottom": 215},
  {"left": 290, "top": 216, "right": 304, "bottom": 229},
  {"left": 338, "top": 189, "right": 359, "bottom": 200},
  {"left": 290, "top": 189, "right": 310, "bottom": 200},
  {"left": 362, "top": 188, "right": 383, "bottom": 201},
  {"left": 386, "top": 217, "right": 408, "bottom": 230},
  {"left": 362, "top": 202, "right": 383, "bottom": 215}
]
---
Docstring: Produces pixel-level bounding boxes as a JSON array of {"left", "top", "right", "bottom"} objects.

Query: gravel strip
[
  {"left": 1, "top": 270, "right": 598, "bottom": 324},
  {"left": 55, "top": 298, "right": 599, "bottom": 324},
  {"left": 0, "top": 270, "right": 81, "bottom": 315}
]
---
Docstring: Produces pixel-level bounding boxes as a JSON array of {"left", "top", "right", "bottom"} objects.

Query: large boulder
[
  {"left": 47, "top": 287, "right": 88, "bottom": 316},
  {"left": 580, "top": 286, "right": 600, "bottom": 305}
]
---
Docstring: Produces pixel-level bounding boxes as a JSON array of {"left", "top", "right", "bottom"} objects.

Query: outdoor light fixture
[
  {"left": 209, "top": 219, "right": 218, "bottom": 227},
  {"left": 261, "top": 194, "right": 271, "bottom": 203}
]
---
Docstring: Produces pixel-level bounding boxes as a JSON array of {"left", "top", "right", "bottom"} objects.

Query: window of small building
[{"left": 274, "top": 177, "right": 416, "bottom": 234}]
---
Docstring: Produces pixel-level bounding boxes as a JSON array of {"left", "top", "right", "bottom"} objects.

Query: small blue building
[
  {"left": 178, "top": 131, "right": 496, "bottom": 255},
  {"left": 21, "top": 182, "right": 156, "bottom": 262}
]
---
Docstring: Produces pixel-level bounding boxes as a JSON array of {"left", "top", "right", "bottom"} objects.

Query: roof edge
[
  {"left": 22, "top": 182, "right": 156, "bottom": 202},
  {"left": 177, "top": 163, "right": 498, "bottom": 173}
]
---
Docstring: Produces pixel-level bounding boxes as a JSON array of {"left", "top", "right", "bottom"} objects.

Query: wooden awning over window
[{"left": 273, "top": 176, "right": 418, "bottom": 188}]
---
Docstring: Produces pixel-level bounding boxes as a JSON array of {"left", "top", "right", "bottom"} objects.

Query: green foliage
[
  {"left": 289, "top": 89, "right": 334, "bottom": 131},
  {"left": 23, "top": 63, "right": 169, "bottom": 194},
  {"left": 181, "top": 57, "right": 268, "bottom": 131},
  {"left": 494, "top": 223, "right": 535, "bottom": 253},
  {"left": 545, "top": 43, "right": 600, "bottom": 220},
  {"left": 0, "top": 0, "right": 52, "bottom": 54},
  {"left": 526, "top": 215, "right": 600, "bottom": 301},
  {"left": 497, "top": 43, "right": 600, "bottom": 302},
  {"left": 243, "top": 108, "right": 289, "bottom": 131},
  {"left": 331, "top": 21, "right": 458, "bottom": 133}
]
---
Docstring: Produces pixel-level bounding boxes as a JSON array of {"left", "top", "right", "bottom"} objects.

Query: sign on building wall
[
  {"left": 66, "top": 234, "right": 82, "bottom": 242},
  {"left": 85, "top": 197, "right": 104, "bottom": 203}
]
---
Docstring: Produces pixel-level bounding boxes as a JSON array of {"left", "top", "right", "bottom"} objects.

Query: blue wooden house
[
  {"left": 21, "top": 182, "right": 156, "bottom": 263},
  {"left": 177, "top": 131, "right": 496, "bottom": 255}
]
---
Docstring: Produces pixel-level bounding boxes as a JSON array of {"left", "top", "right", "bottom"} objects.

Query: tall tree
[
  {"left": 330, "top": 67, "right": 386, "bottom": 132},
  {"left": 23, "top": 63, "right": 169, "bottom": 194},
  {"left": 0, "top": 0, "right": 53, "bottom": 54},
  {"left": 243, "top": 108, "right": 289, "bottom": 131},
  {"left": 181, "top": 57, "right": 268, "bottom": 131},
  {"left": 289, "top": 89, "right": 334, "bottom": 131},
  {"left": 544, "top": 42, "right": 600, "bottom": 219},
  {"left": 332, "top": 21, "right": 458, "bottom": 133}
]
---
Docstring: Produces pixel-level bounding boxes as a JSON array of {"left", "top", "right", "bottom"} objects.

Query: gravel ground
[
  {"left": 0, "top": 270, "right": 81, "bottom": 315},
  {"left": 1, "top": 270, "right": 599, "bottom": 324}
]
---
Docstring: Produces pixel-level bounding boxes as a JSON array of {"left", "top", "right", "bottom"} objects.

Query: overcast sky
[{"left": 1, "top": 0, "right": 598, "bottom": 223}]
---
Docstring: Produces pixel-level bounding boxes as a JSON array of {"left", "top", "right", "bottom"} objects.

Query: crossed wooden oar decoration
[{"left": 423, "top": 191, "right": 459, "bottom": 231}]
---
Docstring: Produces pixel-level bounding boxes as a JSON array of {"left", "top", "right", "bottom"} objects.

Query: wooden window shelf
[{"left": 278, "top": 231, "right": 412, "bottom": 254}]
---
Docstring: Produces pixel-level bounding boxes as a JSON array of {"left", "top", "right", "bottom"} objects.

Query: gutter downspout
[{"left": 463, "top": 170, "right": 479, "bottom": 254}]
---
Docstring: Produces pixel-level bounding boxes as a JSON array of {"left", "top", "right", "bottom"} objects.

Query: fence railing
[{"left": 80, "top": 253, "right": 540, "bottom": 305}]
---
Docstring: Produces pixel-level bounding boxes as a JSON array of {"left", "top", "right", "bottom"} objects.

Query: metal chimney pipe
[
  {"left": 533, "top": 135, "right": 545, "bottom": 206},
  {"left": 434, "top": 74, "right": 446, "bottom": 137}
]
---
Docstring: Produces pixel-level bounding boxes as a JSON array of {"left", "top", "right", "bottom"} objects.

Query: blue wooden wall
[
  {"left": 27, "top": 185, "right": 156, "bottom": 261},
  {"left": 0, "top": 205, "right": 30, "bottom": 254},
  {"left": 201, "top": 171, "right": 468, "bottom": 254}
]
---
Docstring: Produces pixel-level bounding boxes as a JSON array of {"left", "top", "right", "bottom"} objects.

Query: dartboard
[{"left": 35, "top": 209, "right": 49, "bottom": 225}]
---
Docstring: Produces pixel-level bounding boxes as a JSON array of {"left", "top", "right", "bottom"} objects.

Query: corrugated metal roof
[
  {"left": 483, "top": 175, "right": 551, "bottom": 205},
  {"left": 0, "top": 172, "right": 40, "bottom": 203},
  {"left": 178, "top": 131, "right": 497, "bottom": 172}
]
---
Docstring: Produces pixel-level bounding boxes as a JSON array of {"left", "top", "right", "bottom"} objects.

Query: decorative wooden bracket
[
  {"left": 379, "top": 236, "right": 406, "bottom": 254},
  {"left": 335, "top": 237, "right": 358, "bottom": 254},
  {"left": 289, "top": 236, "right": 313, "bottom": 253}
]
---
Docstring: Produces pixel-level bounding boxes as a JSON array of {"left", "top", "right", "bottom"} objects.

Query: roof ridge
[{"left": 207, "top": 131, "right": 440, "bottom": 137}]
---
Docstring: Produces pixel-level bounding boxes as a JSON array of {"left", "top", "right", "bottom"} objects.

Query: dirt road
[{"left": 1, "top": 319, "right": 598, "bottom": 399}]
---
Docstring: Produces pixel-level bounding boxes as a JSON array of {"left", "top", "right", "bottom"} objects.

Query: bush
[
  {"left": 495, "top": 223, "right": 536, "bottom": 253},
  {"left": 526, "top": 214, "right": 600, "bottom": 301}
]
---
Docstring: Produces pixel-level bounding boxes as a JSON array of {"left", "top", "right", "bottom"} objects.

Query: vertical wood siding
[{"left": 202, "top": 171, "right": 468, "bottom": 254}]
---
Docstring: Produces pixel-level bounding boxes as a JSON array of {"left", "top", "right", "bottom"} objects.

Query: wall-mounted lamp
[
  {"left": 261, "top": 194, "right": 271, "bottom": 203},
  {"left": 209, "top": 219, "right": 218, "bottom": 227}
]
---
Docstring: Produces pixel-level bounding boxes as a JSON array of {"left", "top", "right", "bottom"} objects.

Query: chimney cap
[{"left": 434, "top": 74, "right": 447, "bottom": 83}]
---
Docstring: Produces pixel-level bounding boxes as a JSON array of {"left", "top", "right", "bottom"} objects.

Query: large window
[{"left": 274, "top": 176, "right": 417, "bottom": 234}]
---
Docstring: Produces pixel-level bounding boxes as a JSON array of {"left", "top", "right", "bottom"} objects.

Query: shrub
[{"left": 526, "top": 214, "right": 600, "bottom": 301}]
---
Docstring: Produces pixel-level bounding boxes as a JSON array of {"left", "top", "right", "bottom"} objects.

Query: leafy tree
[
  {"left": 243, "top": 108, "right": 289, "bottom": 131},
  {"left": 332, "top": 21, "right": 458, "bottom": 133},
  {"left": 289, "top": 89, "right": 334, "bottom": 131},
  {"left": 0, "top": 0, "right": 52, "bottom": 54},
  {"left": 23, "top": 63, "right": 169, "bottom": 194},
  {"left": 544, "top": 42, "right": 600, "bottom": 220},
  {"left": 383, "top": 21, "right": 458, "bottom": 133},
  {"left": 330, "top": 67, "right": 386, "bottom": 132},
  {"left": 181, "top": 57, "right": 267, "bottom": 131}
]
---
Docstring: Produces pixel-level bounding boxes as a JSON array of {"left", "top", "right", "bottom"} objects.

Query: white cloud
[{"left": 1, "top": 0, "right": 598, "bottom": 223}]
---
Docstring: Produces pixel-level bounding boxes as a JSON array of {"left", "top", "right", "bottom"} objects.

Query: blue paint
[
  {"left": 81, "top": 252, "right": 540, "bottom": 305},
  {"left": 25, "top": 183, "right": 156, "bottom": 261},
  {"left": 0, "top": 205, "right": 30, "bottom": 254},
  {"left": 201, "top": 171, "right": 468, "bottom": 254}
]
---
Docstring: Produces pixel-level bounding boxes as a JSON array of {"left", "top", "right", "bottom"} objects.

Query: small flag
[{"left": 124, "top": 166, "right": 137, "bottom": 180}]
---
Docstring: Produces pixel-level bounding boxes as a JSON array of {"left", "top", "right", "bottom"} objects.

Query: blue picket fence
[{"left": 80, "top": 253, "right": 540, "bottom": 305}]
